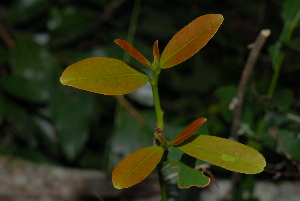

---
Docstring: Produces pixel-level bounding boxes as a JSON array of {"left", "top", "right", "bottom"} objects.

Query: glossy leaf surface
[
  {"left": 112, "top": 146, "right": 164, "bottom": 189},
  {"left": 114, "top": 39, "right": 151, "bottom": 68},
  {"left": 177, "top": 135, "right": 266, "bottom": 174},
  {"left": 60, "top": 57, "right": 149, "bottom": 95},
  {"left": 171, "top": 118, "right": 207, "bottom": 145},
  {"left": 160, "top": 14, "right": 224, "bottom": 68},
  {"left": 166, "top": 160, "right": 210, "bottom": 188}
]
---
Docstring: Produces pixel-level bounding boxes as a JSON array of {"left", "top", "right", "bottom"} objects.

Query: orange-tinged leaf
[
  {"left": 176, "top": 135, "right": 266, "bottom": 174},
  {"left": 171, "top": 118, "right": 207, "bottom": 145},
  {"left": 160, "top": 14, "right": 224, "bottom": 68},
  {"left": 112, "top": 146, "right": 164, "bottom": 189},
  {"left": 114, "top": 39, "right": 151, "bottom": 68},
  {"left": 153, "top": 40, "right": 160, "bottom": 65},
  {"left": 60, "top": 57, "right": 149, "bottom": 95}
]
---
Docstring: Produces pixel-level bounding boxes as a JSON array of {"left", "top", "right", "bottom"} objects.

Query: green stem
[
  {"left": 157, "top": 150, "right": 169, "bottom": 201},
  {"left": 258, "top": 14, "right": 300, "bottom": 135},
  {"left": 151, "top": 67, "right": 164, "bottom": 130},
  {"left": 150, "top": 66, "right": 168, "bottom": 200},
  {"left": 267, "top": 68, "right": 281, "bottom": 97}
]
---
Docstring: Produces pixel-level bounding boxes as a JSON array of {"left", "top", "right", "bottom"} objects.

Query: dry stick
[
  {"left": 0, "top": 22, "right": 14, "bottom": 49},
  {"left": 225, "top": 29, "right": 271, "bottom": 201},
  {"left": 264, "top": 168, "right": 300, "bottom": 178},
  {"left": 92, "top": 189, "right": 106, "bottom": 201},
  {"left": 230, "top": 29, "right": 271, "bottom": 140},
  {"left": 115, "top": 95, "right": 145, "bottom": 126},
  {"left": 99, "top": 0, "right": 127, "bottom": 22},
  {"left": 269, "top": 127, "right": 300, "bottom": 173}
]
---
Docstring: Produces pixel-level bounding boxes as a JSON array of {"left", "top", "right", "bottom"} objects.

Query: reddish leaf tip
[
  {"left": 114, "top": 39, "right": 151, "bottom": 68},
  {"left": 153, "top": 40, "right": 160, "bottom": 66},
  {"left": 171, "top": 117, "right": 207, "bottom": 145}
]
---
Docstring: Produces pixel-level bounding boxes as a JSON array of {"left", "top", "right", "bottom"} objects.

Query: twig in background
[
  {"left": 99, "top": 0, "right": 127, "bottom": 23},
  {"left": 92, "top": 189, "right": 106, "bottom": 201},
  {"left": 0, "top": 21, "right": 14, "bottom": 49},
  {"left": 230, "top": 29, "right": 271, "bottom": 140},
  {"left": 287, "top": 113, "right": 300, "bottom": 123},
  {"left": 115, "top": 95, "right": 145, "bottom": 126},
  {"left": 225, "top": 29, "right": 270, "bottom": 201},
  {"left": 264, "top": 167, "right": 300, "bottom": 178}
]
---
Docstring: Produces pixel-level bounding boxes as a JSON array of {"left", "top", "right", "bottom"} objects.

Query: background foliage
[{"left": 0, "top": 0, "right": 300, "bottom": 199}]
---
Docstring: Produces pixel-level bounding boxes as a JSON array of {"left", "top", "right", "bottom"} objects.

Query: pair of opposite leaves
[
  {"left": 112, "top": 118, "right": 266, "bottom": 189},
  {"left": 60, "top": 14, "right": 266, "bottom": 189},
  {"left": 60, "top": 14, "right": 225, "bottom": 95}
]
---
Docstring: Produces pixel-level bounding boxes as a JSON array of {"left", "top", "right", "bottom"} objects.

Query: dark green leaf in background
[
  {"left": 34, "top": 115, "right": 59, "bottom": 159},
  {"left": 165, "top": 160, "right": 210, "bottom": 188},
  {"left": 109, "top": 109, "right": 155, "bottom": 169},
  {"left": 0, "top": 95, "right": 4, "bottom": 124},
  {"left": 9, "top": 34, "right": 54, "bottom": 91},
  {"left": 0, "top": 47, "right": 9, "bottom": 66},
  {"left": 281, "top": 0, "right": 300, "bottom": 24},
  {"left": 287, "top": 37, "right": 300, "bottom": 51},
  {"left": 47, "top": 65, "right": 97, "bottom": 162},
  {"left": 215, "top": 85, "right": 237, "bottom": 122},
  {"left": 0, "top": 76, "right": 48, "bottom": 103},
  {"left": 6, "top": 0, "right": 50, "bottom": 24},
  {"left": 278, "top": 129, "right": 300, "bottom": 162},
  {"left": 269, "top": 0, "right": 300, "bottom": 71},
  {"left": 47, "top": 6, "right": 96, "bottom": 46},
  {"left": 3, "top": 101, "right": 39, "bottom": 148},
  {"left": 53, "top": 89, "right": 96, "bottom": 162},
  {"left": 59, "top": 92, "right": 95, "bottom": 162},
  {"left": 271, "top": 88, "right": 294, "bottom": 112}
]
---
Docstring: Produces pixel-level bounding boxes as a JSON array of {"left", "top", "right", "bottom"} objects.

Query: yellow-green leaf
[
  {"left": 60, "top": 57, "right": 149, "bottom": 95},
  {"left": 171, "top": 118, "right": 207, "bottom": 145},
  {"left": 176, "top": 135, "right": 266, "bottom": 174},
  {"left": 112, "top": 146, "right": 164, "bottom": 189},
  {"left": 114, "top": 39, "right": 151, "bottom": 68},
  {"left": 160, "top": 14, "right": 224, "bottom": 69}
]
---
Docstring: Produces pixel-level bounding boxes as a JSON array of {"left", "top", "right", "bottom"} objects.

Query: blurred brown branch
[
  {"left": 0, "top": 156, "right": 161, "bottom": 201},
  {"left": 0, "top": 156, "right": 119, "bottom": 201},
  {"left": 0, "top": 20, "right": 14, "bottom": 49},
  {"left": 230, "top": 29, "right": 271, "bottom": 140},
  {"left": 99, "top": 0, "right": 127, "bottom": 23}
]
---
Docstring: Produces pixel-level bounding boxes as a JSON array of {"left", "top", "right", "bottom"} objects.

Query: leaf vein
[
  {"left": 188, "top": 143, "right": 263, "bottom": 167},
  {"left": 161, "top": 18, "right": 221, "bottom": 65}
]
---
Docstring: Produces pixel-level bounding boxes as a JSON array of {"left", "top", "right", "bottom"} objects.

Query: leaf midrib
[
  {"left": 181, "top": 142, "right": 264, "bottom": 168},
  {"left": 62, "top": 73, "right": 149, "bottom": 82},
  {"left": 161, "top": 17, "right": 222, "bottom": 66},
  {"left": 118, "top": 147, "right": 162, "bottom": 187}
]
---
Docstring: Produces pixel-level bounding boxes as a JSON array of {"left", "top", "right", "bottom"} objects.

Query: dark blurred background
[{"left": 0, "top": 0, "right": 300, "bottom": 201}]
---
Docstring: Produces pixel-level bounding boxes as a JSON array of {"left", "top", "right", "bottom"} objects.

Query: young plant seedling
[{"left": 60, "top": 14, "right": 266, "bottom": 190}]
